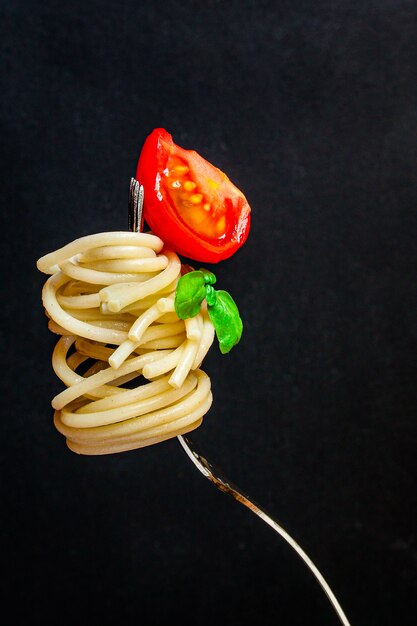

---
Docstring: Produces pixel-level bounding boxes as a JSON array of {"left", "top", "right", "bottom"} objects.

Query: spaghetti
[{"left": 37, "top": 231, "right": 215, "bottom": 455}]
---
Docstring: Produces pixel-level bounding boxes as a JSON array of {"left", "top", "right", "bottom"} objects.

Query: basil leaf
[
  {"left": 174, "top": 271, "right": 206, "bottom": 319},
  {"left": 200, "top": 268, "right": 217, "bottom": 285},
  {"left": 207, "top": 290, "right": 243, "bottom": 354},
  {"left": 205, "top": 284, "right": 217, "bottom": 307}
]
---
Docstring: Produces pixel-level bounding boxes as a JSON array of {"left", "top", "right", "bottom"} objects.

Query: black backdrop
[{"left": 1, "top": 1, "right": 416, "bottom": 625}]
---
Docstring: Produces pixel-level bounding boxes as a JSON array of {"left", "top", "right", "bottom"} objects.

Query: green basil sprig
[{"left": 174, "top": 269, "right": 242, "bottom": 354}]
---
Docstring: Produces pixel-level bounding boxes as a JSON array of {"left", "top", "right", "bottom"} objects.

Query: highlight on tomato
[{"left": 135, "top": 128, "right": 251, "bottom": 263}]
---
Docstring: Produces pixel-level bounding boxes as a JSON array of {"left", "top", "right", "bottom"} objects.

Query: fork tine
[{"left": 128, "top": 178, "right": 144, "bottom": 233}]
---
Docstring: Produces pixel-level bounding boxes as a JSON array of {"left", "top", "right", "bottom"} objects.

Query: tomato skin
[{"left": 136, "top": 128, "right": 251, "bottom": 263}]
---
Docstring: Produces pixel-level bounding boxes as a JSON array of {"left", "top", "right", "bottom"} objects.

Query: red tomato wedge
[{"left": 136, "top": 128, "right": 251, "bottom": 263}]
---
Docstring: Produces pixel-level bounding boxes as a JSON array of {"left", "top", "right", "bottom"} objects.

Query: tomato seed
[
  {"left": 190, "top": 193, "right": 203, "bottom": 205},
  {"left": 216, "top": 216, "right": 226, "bottom": 234},
  {"left": 172, "top": 165, "right": 189, "bottom": 175}
]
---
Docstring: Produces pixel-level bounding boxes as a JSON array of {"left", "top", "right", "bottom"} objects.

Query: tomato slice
[{"left": 136, "top": 128, "right": 251, "bottom": 263}]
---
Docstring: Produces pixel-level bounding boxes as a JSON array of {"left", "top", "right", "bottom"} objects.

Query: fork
[{"left": 128, "top": 177, "right": 352, "bottom": 626}]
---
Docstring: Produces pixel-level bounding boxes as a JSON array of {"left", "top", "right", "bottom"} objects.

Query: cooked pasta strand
[{"left": 37, "top": 231, "right": 215, "bottom": 455}]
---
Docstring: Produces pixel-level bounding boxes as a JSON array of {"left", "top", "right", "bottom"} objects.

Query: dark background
[{"left": 1, "top": 1, "right": 416, "bottom": 625}]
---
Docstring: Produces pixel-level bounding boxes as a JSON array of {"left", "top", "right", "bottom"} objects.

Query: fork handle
[{"left": 178, "top": 434, "right": 352, "bottom": 626}]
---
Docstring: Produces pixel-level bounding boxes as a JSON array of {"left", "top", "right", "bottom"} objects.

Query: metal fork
[{"left": 128, "top": 178, "right": 352, "bottom": 626}]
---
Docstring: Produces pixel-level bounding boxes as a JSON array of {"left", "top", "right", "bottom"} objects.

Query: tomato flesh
[{"left": 136, "top": 128, "right": 251, "bottom": 263}]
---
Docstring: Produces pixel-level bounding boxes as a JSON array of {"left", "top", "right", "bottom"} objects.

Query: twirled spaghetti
[{"left": 37, "top": 231, "right": 215, "bottom": 455}]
